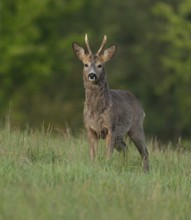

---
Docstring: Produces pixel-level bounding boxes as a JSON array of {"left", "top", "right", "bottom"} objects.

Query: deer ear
[
  {"left": 102, "top": 45, "right": 116, "bottom": 62},
  {"left": 72, "top": 43, "right": 86, "bottom": 61}
]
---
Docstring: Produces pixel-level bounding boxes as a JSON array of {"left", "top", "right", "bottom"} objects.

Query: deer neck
[{"left": 84, "top": 74, "right": 111, "bottom": 113}]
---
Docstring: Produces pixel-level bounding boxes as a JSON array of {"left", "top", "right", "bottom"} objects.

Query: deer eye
[
  {"left": 84, "top": 64, "right": 89, "bottom": 68},
  {"left": 97, "top": 64, "right": 102, "bottom": 68}
]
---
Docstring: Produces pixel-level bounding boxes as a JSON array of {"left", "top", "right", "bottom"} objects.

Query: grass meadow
[{"left": 0, "top": 124, "right": 191, "bottom": 220}]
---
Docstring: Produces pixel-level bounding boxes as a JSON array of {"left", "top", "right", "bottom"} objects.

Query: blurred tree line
[{"left": 1, "top": 0, "right": 191, "bottom": 140}]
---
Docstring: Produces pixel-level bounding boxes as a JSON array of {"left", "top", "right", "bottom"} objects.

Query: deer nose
[{"left": 88, "top": 73, "right": 97, "bottom": 81}]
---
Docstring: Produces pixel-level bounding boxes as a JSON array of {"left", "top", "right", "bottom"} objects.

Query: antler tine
[
  {"left": 85, "top": 34, "right": 92, "bottom": 55},
  {"left": 96, "top": 35, "right": 107, "bottom": 55}
]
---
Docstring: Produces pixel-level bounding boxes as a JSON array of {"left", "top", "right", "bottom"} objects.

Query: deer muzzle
[{"left": 88, "top": 73, "right": 97, "bottom": 82}]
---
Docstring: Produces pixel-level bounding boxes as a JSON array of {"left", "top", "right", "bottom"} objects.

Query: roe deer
[{"left": 72, "top": 34, "right": 149, "bottom": 172}]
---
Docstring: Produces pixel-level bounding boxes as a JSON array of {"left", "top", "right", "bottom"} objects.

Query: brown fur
[{"left": 72, "top": 36, "right": 149, "bottom": 172}]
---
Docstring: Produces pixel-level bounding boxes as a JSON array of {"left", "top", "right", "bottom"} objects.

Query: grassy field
[{"left": 0, "top": 124, "right": 191, "bottom": 220}]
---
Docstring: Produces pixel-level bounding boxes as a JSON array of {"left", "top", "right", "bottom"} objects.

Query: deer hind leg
[
  {"left": 129, "top": 129, "right": 149, "bottom": 172},
  {"left": 87, "top": 129, "right": 98, "bottom": 160},
  {"left": 114, "top": 136, "right": 127, "bottom": 158}
]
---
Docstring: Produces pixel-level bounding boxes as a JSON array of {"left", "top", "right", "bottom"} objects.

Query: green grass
[{"left": 0, "top": 125, "right": 191, "bottom": 220}]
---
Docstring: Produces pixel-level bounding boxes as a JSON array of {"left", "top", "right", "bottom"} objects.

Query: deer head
[{"left": 72, "top": 34, "right": 116, "bottom": 83}]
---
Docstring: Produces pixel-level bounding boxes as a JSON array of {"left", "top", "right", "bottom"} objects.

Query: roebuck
[{"left": 72, "top": 34, "right": 149, "bottom": 172}]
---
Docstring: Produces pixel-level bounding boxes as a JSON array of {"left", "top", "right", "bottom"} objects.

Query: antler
[
  {"left": 85, "top": 34, "right": 92, "bottom": 55},
  {"left": 96, "top": 35, "right": 107, "bottom": 56}
]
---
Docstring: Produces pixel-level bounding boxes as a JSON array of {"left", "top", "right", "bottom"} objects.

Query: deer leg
[
  {"left": 87, "top": 129, "right": 98, "bottom": 160},
  {"left": 129, "top": 129, "right": 149, "bottom": 172},
  {"left": 115, "top": 137, "right": 127, "bottom": 159},
  {"left": 105, "top": 131, "right": 115, "bottom": 159}
]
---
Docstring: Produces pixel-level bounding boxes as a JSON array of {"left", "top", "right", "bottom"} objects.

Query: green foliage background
[{"left": 1, "top": 0, "right": 191, "bottom": 140}]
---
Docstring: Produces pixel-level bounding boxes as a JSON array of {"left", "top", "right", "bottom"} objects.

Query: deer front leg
[
  {"left": 87, "top": 129, "right": 98, "bottom": 160},
  {"left": 105, "top": 130, "right": 115, "bottom": 159}
]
